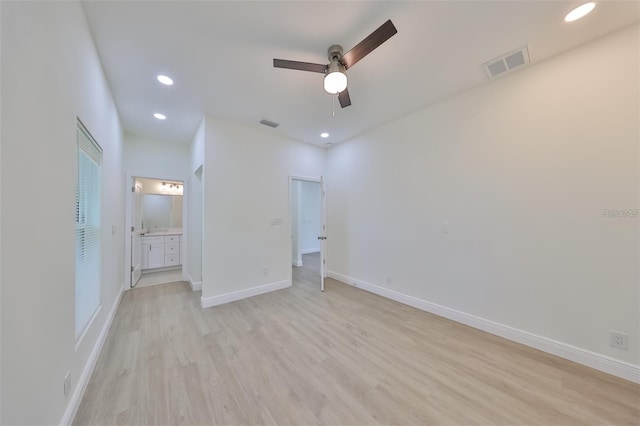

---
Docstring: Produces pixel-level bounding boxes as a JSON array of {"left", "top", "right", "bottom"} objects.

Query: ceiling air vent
[
  {"left": 483, "top": 46, "right": 530, "bottom": 79},
  {"left": 259, "top": 119, "right": 279, "bottom": 128}
]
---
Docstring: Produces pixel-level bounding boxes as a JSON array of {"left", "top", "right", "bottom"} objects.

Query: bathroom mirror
[{"left": 143, "top": 194, "right": 183, "bottom": 229}]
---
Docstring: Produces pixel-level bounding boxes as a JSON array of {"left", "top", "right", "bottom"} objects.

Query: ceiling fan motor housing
[
  {"left": 328, "top": 45, "right": 344, "bottom": 63},
  {"left": 325, "top": 45, "right": 348, "bottom": 94},
  {"left": 326, "top": 61, "right": 346, "bottom": 75}
]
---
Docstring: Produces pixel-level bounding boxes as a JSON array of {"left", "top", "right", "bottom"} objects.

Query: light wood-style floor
[
  {"left": 134, "top": 268, "right": 184, "bottom": 289},
  {"left": 293, "top": 251, "right": 321, "bottom": 288},
  {"left": 74, "top": 256, "right": 639, "bottom": 425}
]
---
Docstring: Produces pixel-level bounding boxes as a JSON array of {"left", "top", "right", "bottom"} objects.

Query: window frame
[{"left": 75, "top": 119, "right": 103, "bottom": 344}]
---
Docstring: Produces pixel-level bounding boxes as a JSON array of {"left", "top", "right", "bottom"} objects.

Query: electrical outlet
[
  {"left": 263, "top": 267, "right": 268, "bottom": 276},
  {"left": 610, "top": 330, "right": 628, "bottom": 350},
  {"left": 63, "top": 371, "right": 71, "bottom": 397},
  {"left": 385, "top": 275, "right": 392, "bottom": 285}
]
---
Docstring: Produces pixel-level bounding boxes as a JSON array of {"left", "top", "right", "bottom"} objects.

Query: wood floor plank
[{"left": 74, "top": 254, "right": 639, "bottom": 425}]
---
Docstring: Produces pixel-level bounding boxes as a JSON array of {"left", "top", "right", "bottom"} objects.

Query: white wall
[
  {"left": 327, "top": 25, "right": 639, "bottom": 371},
  {"left": 201, "top": 116, "right": 325, "bottom": 304},
  {"left": 123, "top": 132, "right": 190, "bottom": 180},
  {"left": 291, "top": 181, "right": 301, "bottom": 266},
  {"left": 186, "top": 119, "right": 205, "bottom": 286},
  {"left": 1, "top": 1, "right": 125, "bottom": 424},
  {"left": 190, "top": 118, "right": 205, "bottom": 175},
  {"left": 0, "top": 1, "right": 3, "bottom": 421}
]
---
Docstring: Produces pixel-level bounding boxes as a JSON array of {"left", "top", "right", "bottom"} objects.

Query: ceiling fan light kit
[
  {"left": 274, "top": 19, "right": 397, "bottom": 108},
  {"left": 324, "top": 64, "right": 347, "bottom": 94}
]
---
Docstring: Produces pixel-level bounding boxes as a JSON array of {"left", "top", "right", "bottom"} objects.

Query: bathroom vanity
[{"left": 141, "top": 232, "right": 181, "bottom": 271}]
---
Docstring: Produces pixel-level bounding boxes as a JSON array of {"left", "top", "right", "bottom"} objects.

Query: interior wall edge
[{"left": 185, "top": 272, "right": 203, "bottom": 292}]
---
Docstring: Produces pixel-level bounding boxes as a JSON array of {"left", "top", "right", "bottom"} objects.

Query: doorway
[
  {"left": 126, "top": 175, "right": 186, "bottom": 289},
  {"left": 290, "top": 176, "right": 326, "bottom": 291}
]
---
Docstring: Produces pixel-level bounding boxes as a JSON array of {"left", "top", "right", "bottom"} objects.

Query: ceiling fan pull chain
[{"left": 332, "top": 93, "right": 336, "bottom": 117}]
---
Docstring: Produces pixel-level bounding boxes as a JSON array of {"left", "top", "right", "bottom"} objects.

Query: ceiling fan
[{"left": 273, "top": 19, "right": 398, "bottom": 108}]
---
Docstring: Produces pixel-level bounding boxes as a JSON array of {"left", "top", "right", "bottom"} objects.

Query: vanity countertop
[{"left": 142, "top": 229, "right": 183, "bottom": 237}]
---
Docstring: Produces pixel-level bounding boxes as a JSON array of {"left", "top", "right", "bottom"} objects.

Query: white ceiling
[{"left": 81, "top": 1, "right": 639, "bottom": 147}]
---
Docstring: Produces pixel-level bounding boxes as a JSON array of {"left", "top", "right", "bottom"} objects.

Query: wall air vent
[
  {"left": 483, "top": 46, "right": 530, "bottom": 79},
  {"left": 259, "top": 119, "right": 280, "bottom": 128}
]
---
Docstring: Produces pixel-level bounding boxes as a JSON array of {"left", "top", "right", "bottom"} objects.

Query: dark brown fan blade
[
  {"left": 341, "top": 20, "right": 397, "bottom": 69},
  {"left": 338, "top": 88, "right": 351, "bottom": 108},
  {"left": 273, "top": 59, "right": 327, "bottom": 73}
]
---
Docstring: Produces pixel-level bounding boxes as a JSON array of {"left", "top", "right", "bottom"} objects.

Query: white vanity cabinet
[
  {"left": 141, "top": 234, "right": 181, "bottom": 270},
  {"left": 141, "top": 236, "right": 164, "bottom": 269},
  {"left": 164, "top": 235, "right": 180, "bottom": 266}
]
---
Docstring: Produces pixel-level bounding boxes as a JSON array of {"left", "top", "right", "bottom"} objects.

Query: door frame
[
  {"left": 124, "top": 171, "right": 189, "bottom": 291},
  {"left": 289, "top": 175, "right": 327, "bottom": 292},
  {"left": 130, "top": 180, "right": 143, "bottom": 287}
]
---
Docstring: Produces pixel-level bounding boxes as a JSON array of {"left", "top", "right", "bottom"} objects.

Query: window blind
[{"left": 75, "top": 120, "right": 102, "bottom": 340}]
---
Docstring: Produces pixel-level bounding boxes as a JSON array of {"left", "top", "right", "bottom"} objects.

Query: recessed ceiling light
[
  {"left": 320, "top": 132, "right": 329, "bottom": 138},
  {"left": 564, "top": 2, "right": 596, "bottom": 22},
  {"left": 154, "top": 113, "right": 166, "bottom": 120},
  {"left": 157, "top": 75, "right": 174, "bottom": 85}
]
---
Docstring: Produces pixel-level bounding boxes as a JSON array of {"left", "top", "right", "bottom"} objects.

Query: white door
[
  {"left": 319, "top": 176, "right": 327, "bottom": 292},
  {"left": 130, "top": 182, "right": 143, "bottom": 287}
]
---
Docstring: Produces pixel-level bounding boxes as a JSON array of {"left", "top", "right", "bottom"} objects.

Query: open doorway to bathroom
[
  {"left": 128, "top": 176, "right": 185, "bottom": 289},
  {"left": 290, "top": 177, "right": 326, "bottom": 291}
]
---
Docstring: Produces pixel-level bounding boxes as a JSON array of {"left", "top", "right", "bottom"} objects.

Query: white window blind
[{"left": 75, "top": 120, "right": 102, "bottom": 339}]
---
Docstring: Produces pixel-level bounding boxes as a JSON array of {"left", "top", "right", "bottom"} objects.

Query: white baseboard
[
  {"left": 327, "top": 270, "right": 640, "bottom": 384},
  {"left": 201, "top": 279, "right": 291, "bottom": 308},
  {"left": 301, "top": 248, "right": 320, "bottom": 255},
  {"left": 60, "top": 286, "right": 124, "bottom": 425},
  {"left": 292, "top": 259, "right": 303, "bottom": 267},
  {"left": 185, "top": 272, "right": 202, "bottom": 291},
  {"left": 141, "top": 265, "right": 181, "bottom": 274}
]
